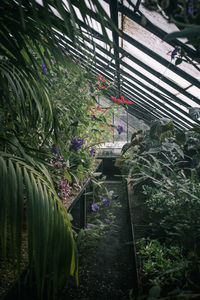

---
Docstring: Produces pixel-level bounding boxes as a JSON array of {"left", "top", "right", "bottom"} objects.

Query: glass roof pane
[
  {"left": 99, "top": 0, "right": 110, "bottom": 16},
  {"left": 186, "top": 86, "right": 200, "bottom": 104},
  {"left": 123, "top": 17, "right": 175, "bottom": 61},
  {"left": 121, "top": 60, "right": 181, "bottom": 95},
  {"left": 123, "top": 0, "right": 178, "bottom": 34},
  {"left": 60, "top": 0, "right": 200, "bottom": 129},
  {"left": 122, "top": 84, "right": 195, "bottom": 126},
  {"left": 175, "top": 93, "right": 200, "bottom": 107},
  {"left": 86, "top": 17, "right": 103, "bottom": 35},
  {"left": 122, "top": 74, "right": 169, "bottom": 103},
  {"left": 73, "top": 6, "right": 84, "bottom": 22},
  {"left": 122, "top": 39, "right": 192, "bottom": 89}
]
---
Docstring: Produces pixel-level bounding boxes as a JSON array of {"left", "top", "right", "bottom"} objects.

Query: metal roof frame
[{"left": 57, "top": 0, "right": 200, "bottom": 130}]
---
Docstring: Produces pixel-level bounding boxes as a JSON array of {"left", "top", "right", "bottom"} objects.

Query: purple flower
[
  {"left": 52, "top": 144, "right": 59, "bottom": 156},
  {"left": 51, "top": 58, "right": 55, "bottom": 65},
  {"left": 113, "top": 194, "right": 119, "bottom": 199},
  {"left": 189, "top": 7, "right": 197, "bottom": 14},
  {"left": 105, "top": 219, "right": 111, "bottom": 224},
  {"left": 171, "top": 48, "right": 178, "bottom": 60},
  {"left": 69, "top": 138, "right": 84, "bottom": 151},
  {"left": 102, "top": 197, "right": 110, "bottom": 206},
  {"left": 90, "top": 148, "right": 95, "bottom": 156},
  {"left": 117, "top": 125, "right": 123, "bottom": 134},
  {"left": 87, "top": 224, "right": 91, "bottom": 228},
  {"left": 188, "top": 1, "right": 198, "bottom": 15},
  {"left": 91, "top": 203, "right": 99, "bottom": 212},
  {"left": 42, "top": 62, "right": 47, "bottom": 73}
]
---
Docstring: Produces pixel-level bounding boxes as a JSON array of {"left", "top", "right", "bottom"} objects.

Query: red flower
[
  {"left": 97, "top": 73, "right": 106, "bottom": 82},
  {"left": 94, "top": 105, "right": 106, "bottom": 112},
  {"left": 121, "top": 95, "right": 133, "bottom": 104},
  {"left": 99, "top": 84, "right": 104, "bottom": 88},
  {"left": 111, "top": 94, "right": 133, "bottom": 104},
  {"left": 124, "top": 100, "right": 133, "bottom": 104}
]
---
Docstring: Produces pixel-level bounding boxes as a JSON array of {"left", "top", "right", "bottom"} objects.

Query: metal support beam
[
  {"left": 55, "top": 20, "right": 198, "bottom": 129},
  {"left": 60, "top": 37, "right": 196, "bottom": 128},
  {"left": 121, "top": 60, "right": 190, "bottom": 109},
  {"left": 121, "top": 81, "right": 192, "bottom": 129},
  {"left": 120, "top": 69, "right": 199, "bottom": 127},
  {"left": 110, "top": 0, "right": 121, "bottom": 97},
  {"left": 120, "top": 48, "right": 200, "bottom": 105},
  {"left": 134, "top": 0, "right": 142, "bottom": 12},
  {"left": 56, "top": 24, "right": 200, "bottom": 107}
]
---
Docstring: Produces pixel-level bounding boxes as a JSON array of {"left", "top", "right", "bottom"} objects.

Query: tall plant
[{"left": 0, "top": 0, "right": 114, "bottom": 298}]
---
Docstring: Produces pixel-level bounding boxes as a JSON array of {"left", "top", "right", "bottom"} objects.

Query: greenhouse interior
[{"left": 1, "top": 0, "right": 200, "bottom": 299}]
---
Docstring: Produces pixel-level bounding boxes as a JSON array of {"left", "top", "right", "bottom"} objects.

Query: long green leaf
[
  {"left": 164, "top": 26, "right": 200, "bottom": 40},
  {"left": 0, "top": 153, "right": 78, "bottom": 299}
]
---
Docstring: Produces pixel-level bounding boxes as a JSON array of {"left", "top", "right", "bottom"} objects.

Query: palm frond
[
  {"left": 0, "top": 152, "right": 78, "bottom": 299},
  {"left": 0, "top": 59, "right": 53, "bottom": 132},
  {"left": 0, "top": 0, "right": 114, "bottom": 71}
]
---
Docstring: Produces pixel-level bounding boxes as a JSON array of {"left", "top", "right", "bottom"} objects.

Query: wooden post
[{"left": 80, "top": 187, "right": 87, "bottom": 228}]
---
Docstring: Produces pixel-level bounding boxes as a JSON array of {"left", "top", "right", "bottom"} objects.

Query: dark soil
[{"left": 58, "top": 180, "right": 137, "bottom": 300}]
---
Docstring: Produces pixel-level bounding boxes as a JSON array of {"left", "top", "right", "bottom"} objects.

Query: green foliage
[
  {"left": 0, "top": 153, "right": 78, "bottom": 299},
  {"left": 147, "top": 285, "right": 161, "bottom": 300},
  {"left": 121, "top": 120, "right": 200, "bottom": 189},
  {"left": 142, "top": 173, "right": 200, "bottom": 249},
  {"left": 136, "top": 238, "right": 187, "bottom": 289},
  {"left": 0, "top": 0, "right": 113, "bottom": 71},
  {"left": 0, "top": 0, "right": 117, "bottom": 298},
  {"left": 119, "top": 119, "right": 200, "bottom": 297},
  {"left": 74, "top": 188, "right": 120, "bottom": 265},
  {"left": 0, "top": 52, "right": 116, "bottom": 299},
  {"left": 189, "top": 107, "right": 200, "bottom": 121}
]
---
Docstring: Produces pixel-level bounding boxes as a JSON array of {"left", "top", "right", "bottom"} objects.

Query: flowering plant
[{"left": 36, "top": 57, "right": 118, "bottom": 202}]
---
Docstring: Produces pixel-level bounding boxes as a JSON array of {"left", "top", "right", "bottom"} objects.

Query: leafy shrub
[
  {"left": 136, "top": 238, "right": 187, "bottom": 288},
  {"left": 142, "top": 174, "right": 200, "bottom": 251}
]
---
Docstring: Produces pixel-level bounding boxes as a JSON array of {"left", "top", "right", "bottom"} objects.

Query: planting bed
[
  {"left": 2, "top": 159, "right": 138, "bottom": 300},
  {"left": 58, "top": 180, "right": 137, "bottom": 299},
  {"left": 128, "top": 183, "right": 200, "bottom": 300}
]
